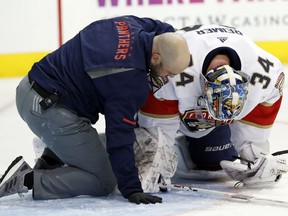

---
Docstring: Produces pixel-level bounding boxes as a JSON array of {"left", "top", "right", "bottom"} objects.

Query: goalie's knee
[
  {"left": 173, "top": 133, "right": 227, "bottom": 180},
  {"left": 187, "top": 125, "right": 237, "bottom": 170}
]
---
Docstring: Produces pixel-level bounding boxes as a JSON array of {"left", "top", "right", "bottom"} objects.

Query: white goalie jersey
[{"left": 138, "top": 24, "right": 285, "bottom": 155}]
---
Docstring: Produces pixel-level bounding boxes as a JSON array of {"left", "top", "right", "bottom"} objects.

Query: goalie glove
[{"left": 220, "top": 154, "right": 288, "bottom": 188}]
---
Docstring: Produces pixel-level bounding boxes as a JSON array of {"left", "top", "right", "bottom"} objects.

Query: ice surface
[{"left": 1, "top": 69, "right": 288, "bottom": 215}]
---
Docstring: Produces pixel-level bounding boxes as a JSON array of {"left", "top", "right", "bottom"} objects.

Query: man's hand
[{"left": 127, "top": 192, "right": 162, "bottom": 204}]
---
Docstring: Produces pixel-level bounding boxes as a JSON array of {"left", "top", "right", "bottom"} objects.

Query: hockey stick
[
  {"left": 159, "top": 182, "right": 288, "bottom": 206},
  {"left": 272, "top": 150, "right": 288, "bottom": 156}
]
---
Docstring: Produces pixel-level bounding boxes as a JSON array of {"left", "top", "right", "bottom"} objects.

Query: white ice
[{"left": 1, "top": 68, "right": 288, "bottom": 215}]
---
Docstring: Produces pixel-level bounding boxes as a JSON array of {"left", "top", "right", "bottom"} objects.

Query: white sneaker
[{"left": 0, "top": 156, "right": 32, "bottom": 198}]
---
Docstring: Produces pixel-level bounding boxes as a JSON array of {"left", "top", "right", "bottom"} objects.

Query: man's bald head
[{"left": 150, "top": 32, "right": 191, "bottom": 77}]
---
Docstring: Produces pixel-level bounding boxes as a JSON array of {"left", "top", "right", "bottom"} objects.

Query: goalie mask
[{"left": 200, "top": 65, "right": 249, "bottom": 120}]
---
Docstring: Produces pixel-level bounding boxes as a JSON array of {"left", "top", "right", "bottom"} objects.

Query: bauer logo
[{"left": 205, "top": 143, "right": 234, "bottom": 152}]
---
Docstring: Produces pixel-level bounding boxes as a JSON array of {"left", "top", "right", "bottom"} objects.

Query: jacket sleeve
[
  {"left": 94, "top": 69, "right": 150, "bottom": 198},
  {"left": 128, "top": 15, "right": 175, "bottom": 34}
]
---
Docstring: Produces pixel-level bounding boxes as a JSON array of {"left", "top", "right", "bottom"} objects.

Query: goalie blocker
[{"left": 220, "top": 143, "right": 288, "bottom": 188}]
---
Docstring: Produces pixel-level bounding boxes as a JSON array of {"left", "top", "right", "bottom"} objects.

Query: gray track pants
[{"left": 16, "top": 76, "right": 117, "bottom": 199}]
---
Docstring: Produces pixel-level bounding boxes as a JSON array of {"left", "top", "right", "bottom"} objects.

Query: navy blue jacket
[{"left": 28, "top": 15, "right": 174, "bottom": 198}]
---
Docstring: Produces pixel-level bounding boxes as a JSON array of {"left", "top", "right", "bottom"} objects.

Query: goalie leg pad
[{"left": 134, "top": 127, "right": 177, "bottom": 193}]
